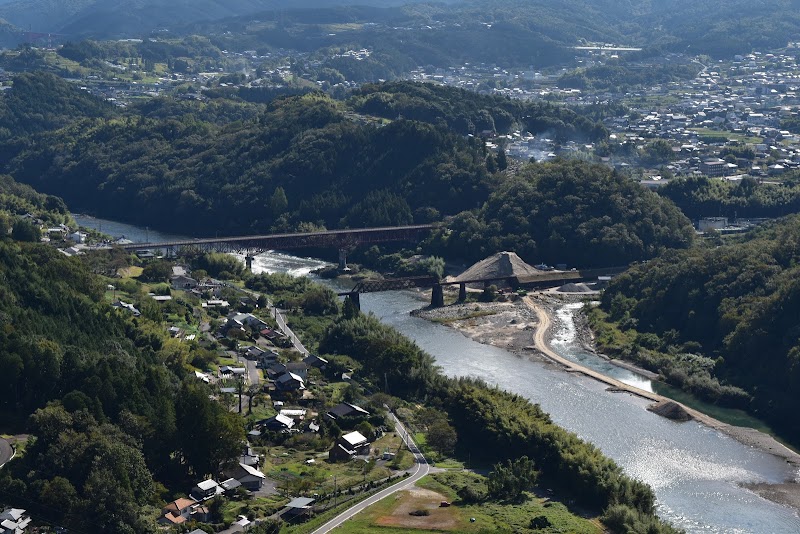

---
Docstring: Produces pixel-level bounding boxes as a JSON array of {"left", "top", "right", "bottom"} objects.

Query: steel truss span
[{"left": 117, "top": 224, "right": 437, "bottom": 255}]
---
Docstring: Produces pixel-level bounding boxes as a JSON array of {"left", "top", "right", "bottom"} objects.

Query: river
[{"left": 75, "top": 215, "right": 800, "bottom": 533}]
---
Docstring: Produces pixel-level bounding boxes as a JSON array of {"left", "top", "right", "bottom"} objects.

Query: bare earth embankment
[{"left": 413, "top": 293, "right": 800, "bottom": 511}]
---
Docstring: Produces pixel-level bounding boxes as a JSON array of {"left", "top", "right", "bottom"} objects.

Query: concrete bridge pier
[
  {"left": 458, "top": 283, "right": 467, "bottom": 302},
  {"left": 245, "top": 255, "right": 255, "bottom": 271},
  {"left": 338, "top": 248, "right": 348, "bottom": 270},
  {"left": 431, "top": 284, "right": 444, "bottom": 308}
]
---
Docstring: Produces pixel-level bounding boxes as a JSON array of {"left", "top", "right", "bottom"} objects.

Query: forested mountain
[
  {"left": 3, "top": 1, "right": 797, "bottom": 60},
  {"left": 351, "top": 81, "right": 608, "bottom": 139},
  {"left": 0, "top": 73, "right": 694, "bottom": 267},
  {"left": 5, "top": 93, "right": 494, "bottom": 235},
  {"left": 0, "top": 179, "right": 244, "bottom": 531},
  {"left": 0, "top": 0, "right": 444, "bottom": 36},
  {"left": 0, "top": 71, "right": 113, "bottom": 140},
  {"left": 426, "top": 160, "right": 695, "bottom": 267},
  {"left": 597, "top": 215, "right": 800, "bottom": 442},
  {"left": 0, "top": 173, "right": 70, "bottom": 227}
]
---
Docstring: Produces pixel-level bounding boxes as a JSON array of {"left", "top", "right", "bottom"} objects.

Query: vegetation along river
[{"left": 75, "top": 215, "right": 800, "bottom": 533}]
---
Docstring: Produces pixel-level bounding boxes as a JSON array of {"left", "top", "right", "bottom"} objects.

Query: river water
[{"left": 75, "top": 215, "right": 800, "bottom": 533}]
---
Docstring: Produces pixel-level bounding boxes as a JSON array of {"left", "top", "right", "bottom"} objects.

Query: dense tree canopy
[
  {"left": 659, "top": 174, "right": 800, "bottom": 220},
  {"left": 351, "top": 81, "right": 608, "bottom": 140},
  {"left": 0, "top": 226, "right": 243, "bottom": 531},
  {"left": 427, "top": 160, "right": 695, "bottom": 267},
  {"left": 600, "top": 215, "right": 800, "bottom": 443}
]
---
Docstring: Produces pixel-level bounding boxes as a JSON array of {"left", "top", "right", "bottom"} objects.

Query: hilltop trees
[{"left": 428, "top": 159, "right": 695, "bottom": 267}]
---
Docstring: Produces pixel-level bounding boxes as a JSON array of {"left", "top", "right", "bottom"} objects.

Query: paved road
[
  {"left": 309, "top": 412, "right": 430, "bottom": 534},
  {"left": 0, "top": 437, "right": 13, "bottom": 468},
  {"left": 244, "top": 359, "right": 260, "bottom": 386}
]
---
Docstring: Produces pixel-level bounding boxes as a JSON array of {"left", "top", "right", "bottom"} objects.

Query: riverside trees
[
  {"left": 596, "top": 215, "right": 800, "bottom": 444},
  {"left": 319, "top": 310, "right": 677, "bottom": 532}
]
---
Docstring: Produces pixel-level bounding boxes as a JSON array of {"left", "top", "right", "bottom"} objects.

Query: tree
[
  {"left": 487, "top": 456, "right": 539, "bottom": 500},
  {"left": 0, "top": 211, "right": 10, "bottom": 236},
  {"left": 175, "top": 381, "right": 244, "bottom": 476},
  {"left": 426, "top": 419, "right": 457, "bottom": 456},
  {"left": 140, "top": 261, "right": 172, "bottom": 282},
  {"left": 496, "top": 148, "right": 508, "bottom": 170},
  {"left": 11, "top": 219, "right": 41, "bottom": 242},
  {"left": 270, "top": 186, "right": 288, "bottom": 217}
]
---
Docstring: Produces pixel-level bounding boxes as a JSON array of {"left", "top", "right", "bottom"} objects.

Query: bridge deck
[{"left": 118, "top": 224, "right": 436, "bottom": 251}]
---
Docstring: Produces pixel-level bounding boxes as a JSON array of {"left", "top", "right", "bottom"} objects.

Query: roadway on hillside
[
  {"left": 0, "top": 437, "right": 13, "bottom": 468},
  {"left": 309, "top": 412, "right": 430, "bottom": 534}
]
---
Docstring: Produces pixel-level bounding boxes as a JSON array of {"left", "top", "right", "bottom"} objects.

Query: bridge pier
[
  {"left": 245, "top": 255, "right": 255, "bottom": 271},
  {"left": 349, "top": 292, "right": 361, "bottom": 311},
  {"left": 338, "top": 249, "right": 348, "bottom": 270},
  {"left": 458, "top": 283, "right": 467, "bottom": 302},
  {"left": 431, "top": 284, "right": 444, "bottom": 308}
]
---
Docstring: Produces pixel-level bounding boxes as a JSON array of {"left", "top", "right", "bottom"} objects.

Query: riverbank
[{"left": 413, "top": 293, "right": 800, "bottom": 512}]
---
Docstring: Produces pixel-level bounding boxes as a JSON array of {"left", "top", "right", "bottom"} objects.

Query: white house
[{"left": 0, "top": 508, "right": 30, "bottom": 533}]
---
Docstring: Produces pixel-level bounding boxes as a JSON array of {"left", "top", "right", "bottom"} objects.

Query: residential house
[
  {"left": 219, "top": 366, "right": 247, "bottom": 379},
  {"left": 194, "top": 370, "right": 212, "bottom": 384},
  {"left": 266, "top": 362, "right": 288, "bottom": 379},
  {"left": 159, "top": 498, "right": 196, "bottom": 526},
  {"left": 240, "top": 445, "right": 260, "bottom": 467},
  {"left": 259, "top": 413, "right": 295, "bottom": 432},
  {"left": 68, "top": 231, "right": 87, "bottom": 244},
  {"left": 303, "top": 354, "right": 329, "bottom": 369},
  {"left": 260, "top": 327, "right": 285, "bottom": 343},
  {"left": 275, "top": 372, "right": 305, "bottom": 392},
  {"left": 0, "top": 508, "right": 30, "bottom": 533},
  {"left": 280, "top": 408, "right": 306, "bottom": 422},
  {"left": 112, "top": 300, "right": 140, "bottom": 316},
  {"left": 223, "top": 463, "right": 267, "bottom": 491},
  {"left": 329, "top": 430, "right": 371, "bottom": 462},
  {"left": 171, "top": 275, "right": 198, "bottom": 290},
  {"left": 283, "top": 497, "right": 315, "bottom": 520},
  {"left": 226, "top": 313, "right": 268, "bottom": 332},
  {"left": 256, "top": 351, "right": 280, "bottom": 369},
  {"left": 202, "top": 299, "right": 230, "bottom": 309},
  {"left": 220, "top": 478, "right": 242, "bottom": 494},
  {"left": 190, "top": 479, "right": 223, "bottom": 501},
  {"left": 243, "top": 346, "right": 267, "bottom": 360},
  {"left": 286, "top": 361, "right": 309, "bottom": 380}
]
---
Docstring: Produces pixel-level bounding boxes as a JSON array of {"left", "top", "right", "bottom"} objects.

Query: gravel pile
[{"left": 557, "top": 283, "right": 593, "bottom": 293}]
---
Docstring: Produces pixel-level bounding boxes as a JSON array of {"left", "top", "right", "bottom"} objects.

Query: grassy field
[
  {"left": 332, "top": 472, "right": 603, "bottom": 533},
  {"left": 689, "top": 127, "right": 764, "bottom": 144}
]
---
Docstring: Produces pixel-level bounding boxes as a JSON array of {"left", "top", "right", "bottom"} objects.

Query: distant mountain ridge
[
  {"left": 0, "top": 0, "right": 446, "bottom": 35},
  {"left": 1, "top": 0, "right": 798, "bottom": 59}
]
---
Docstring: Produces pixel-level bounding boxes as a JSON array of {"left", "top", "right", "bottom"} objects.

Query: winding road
[
  {"left": 0, "top": 437, "right": 13, "bottom": 468},
  {"left": 309, "top": 411, "right": 430, "bottom": 534}
]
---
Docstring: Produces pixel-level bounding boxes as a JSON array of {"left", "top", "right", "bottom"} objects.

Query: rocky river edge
[{"left": 411, "top": 292, "right": 800, "bottom": 512}]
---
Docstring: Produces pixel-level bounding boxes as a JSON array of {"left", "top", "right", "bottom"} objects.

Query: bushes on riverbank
[
  {"left": 319, "top": 311, "right": 679, "bottom": 532},
  {"left": 595, "top": 215, "right": 800, "bottom": 445}
]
